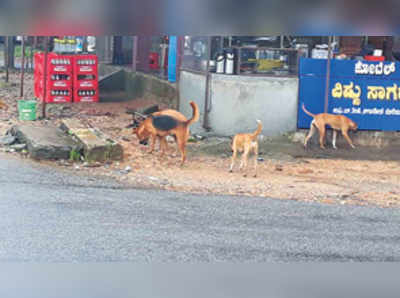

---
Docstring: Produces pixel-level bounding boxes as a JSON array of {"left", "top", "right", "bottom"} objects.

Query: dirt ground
[{"left": 1, "top": 71, "right": 400, "bottom": 208}]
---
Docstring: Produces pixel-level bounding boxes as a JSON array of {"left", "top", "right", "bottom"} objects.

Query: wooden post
[
  {"left": 42, "top": 37, "right": 49, "bottom": 119},
  {"left": 203, "top": 36, "right": 212, "bottom": 130},
  {"left": 20, "top": 36, "right": 26, "bottom": 98},
  {"left": 30, "top": 36, "right": 35, "bottom": 69}
]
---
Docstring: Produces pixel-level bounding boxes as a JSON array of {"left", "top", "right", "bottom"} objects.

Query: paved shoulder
[{"left": 0, "top": 154, "right": 399, "bottom": 261}]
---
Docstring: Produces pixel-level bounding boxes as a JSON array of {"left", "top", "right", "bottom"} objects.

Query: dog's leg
[
  {"left": 176, "top": 132, "right": 187, "bottom": 166},
  {"left": 304, "top": 121, "right": 316, "bottom": 149},
  {"left": 332, "top": 130, "right": 338, "bottom": 149},
  {"left": 149, "top": 134, "right": 157, "bottom": 154},
  {"left": 342, "top": 129, "right": 356, "bottom": 149},
  {"left": 241, "top": 145, "right": 250, "bottom": 177},
  {"left": 253, "top": 143, "right": 259, "bottom": 178},
  {"left": 317, "top": 124, "right": 326, "bottom": 149},
  {"left": 160, "top": 137, "right": 168, "bottom": 157},
  {"left": 230, "top": 148, "right": 237, "bottom": 173}
]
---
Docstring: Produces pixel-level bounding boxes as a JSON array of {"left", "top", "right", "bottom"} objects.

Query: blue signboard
[{"left": 298, "top": 58, "right": 400, "bottom": 131}]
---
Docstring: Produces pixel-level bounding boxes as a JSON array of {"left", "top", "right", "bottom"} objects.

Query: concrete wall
[
  {"left": 179, "top": 71, "right": 207, "bottom": 134},
  {"left": 179, "top": 70, "right": 299, "bottom": 137},
  {"left": 125, "top": 72, "right": 178, "bottom": 109},
  {"left": 98, "top": 64, "right": 178, "bottom": 108}
]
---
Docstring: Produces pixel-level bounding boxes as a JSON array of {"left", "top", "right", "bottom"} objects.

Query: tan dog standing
[
  {"left": 302, "top": 104, "right": 358, "bottom": 149},
  {"left": 229, "top": 120, "right": 262, "bottom": 177}
]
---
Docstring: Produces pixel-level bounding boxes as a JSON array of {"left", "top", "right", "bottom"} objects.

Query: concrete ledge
[
  {"left": 290, "top": 129, "right": 400, "bottom": 148},
  {"left": 60, "top": 119, "right": 123, "bottom": 162},
  {"left": 9, "top": 125, "right": 80, "bottom": 160}
]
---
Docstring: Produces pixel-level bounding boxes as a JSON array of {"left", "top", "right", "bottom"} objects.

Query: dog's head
[
  {"left": 349, "top": 120, "right": 358, "bottom": 131},
  {"left": 133, "top": 120, "right": 150, "bottom": 146}
]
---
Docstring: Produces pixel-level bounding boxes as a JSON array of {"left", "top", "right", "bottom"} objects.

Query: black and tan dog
[
  {"left": 229, "top": 120, "right": 263, "bottom": 177},
  {"left": 131, "top": 109, "right": 187, "bottom": 148},
  {"left": 134, "top": 102, "right": 199, "bottom": 165},
  {"left": 302, "top": 104, "right": 358, "bottom": 149}
]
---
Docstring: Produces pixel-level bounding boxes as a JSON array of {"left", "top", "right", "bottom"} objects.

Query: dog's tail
[
  {"left": 251, "top": 120, "right": 263, "bottom": 139},
  {"left": 185, "top": 101, "right": 200, "bottom": 127},
  {"left": 302, "top": 103, "right": 315, "bottom": 118}
]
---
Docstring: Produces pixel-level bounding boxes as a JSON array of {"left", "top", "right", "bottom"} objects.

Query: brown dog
[
  {"left": 229, "top": 120, "right": 262, "bottom": 177},
  {"left": 134, "top": 101, "right": 199, "bottom": 165},
  {"left": 302, "top": 104, "right": 358, "bottom": 149}
]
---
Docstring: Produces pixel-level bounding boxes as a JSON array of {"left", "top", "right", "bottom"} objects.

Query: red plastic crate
[
  {"left": 34, "top": 52, "right": 74, "bottom": 74},
  {"left": 35, "top": 76, "right": 72, "bottom": 97},
  {"left": 74, "top": 87, "right": 99, "bottom": 103},
  {"left": 73, "top": 54, "right": 98, "bottom": 75},
  {"left": 74, "top": 94, "right": 99, "bottom": 103},
  {"left": 46, "top": 88, "right": 73, "bottom": 103}
]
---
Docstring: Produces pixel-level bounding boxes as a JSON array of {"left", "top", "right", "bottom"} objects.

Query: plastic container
[
  {"left": 364, "top": 55, "right": 385, "bottom": 61},
  {"left": 18, "top": 100, "right": 37, "bottom": 121}
]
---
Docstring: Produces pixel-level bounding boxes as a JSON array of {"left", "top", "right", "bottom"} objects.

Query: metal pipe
[
  {"left": 132, "top": 36, "right": 138, "bottom": 72},
  {"left": 203, "top": 36, "right": 212, "bottom": 130},
  {"left": 324, "top": 36, "right": 333, "bottom": 113},
  {"left": 5, "top": 36, "right": 9, "bottom": 83},
  {"left": 20, "top": 36, "right": 25, "bottom": 98}
]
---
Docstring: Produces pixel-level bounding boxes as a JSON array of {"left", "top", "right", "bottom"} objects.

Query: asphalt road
[{"left": 0, "top": 153, "right": 399, "bottom": 262}]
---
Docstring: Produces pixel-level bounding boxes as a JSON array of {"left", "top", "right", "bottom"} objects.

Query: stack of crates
[
  {"left": 34, "top": 53, "right": 98, "bottom": 103},
  {"left": 73, "top": 54, "right": 99, "bottom": 103},
  {"left": 34, "top": 53, "right": 73, "bottom": 103}
]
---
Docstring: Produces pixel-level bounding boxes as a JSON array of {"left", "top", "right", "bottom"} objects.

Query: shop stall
[{"left": 298, "top": 36, "right": 400, "bottom": 131}]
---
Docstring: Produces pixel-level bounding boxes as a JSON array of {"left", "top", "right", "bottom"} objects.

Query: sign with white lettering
[{"left": 298, "top": 58, "right": 400, "bottom": 131}]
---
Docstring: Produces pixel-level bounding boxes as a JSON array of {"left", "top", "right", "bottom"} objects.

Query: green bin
[{"left": 18, "top": 100, "right": 37, "bottom": 121}]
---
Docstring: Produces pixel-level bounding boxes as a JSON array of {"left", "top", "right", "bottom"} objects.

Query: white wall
[{"left": 179, "top": 71, "right": 299, "bottom": 136}]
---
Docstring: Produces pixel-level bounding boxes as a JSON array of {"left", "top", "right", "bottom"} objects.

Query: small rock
[
  {"left": 122, "top": 136, "right": 132, "bottom": 142},
  {"left": 10, "top": 143, "right": 27, "bottom": 151},
  {"left": 0, "top": 135, "right": 16, "bottom": 146},
  {"left": 195, "top": 135, "right": 206, "bottom": 141},
  {"left": 275, "top": 165, "right": 283, "bottom": 172},
  {"left": 58, "top": 160, "right": 72, "bottom": 167},
  {"left": 166, "top": 136, "right": 175, "bottom": 143},
  {"left": 74, "top": 165, "right": 80, "bottom": 170},
  {"left": 122, "top": 166, "right": 132, "bottom": 174},
  {"left": 84, "top": 162, "right": 103, "bottom": 168},
  {"left": 298, "top": 169, "right": 313, "bottom": 174},
  {"left": 257, "top": 157, "right": 265, "bottom": 162}
]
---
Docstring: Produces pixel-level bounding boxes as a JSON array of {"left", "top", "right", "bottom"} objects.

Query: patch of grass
[{"left": 69, "top": 149, "right": 82, "bottom": 162}]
